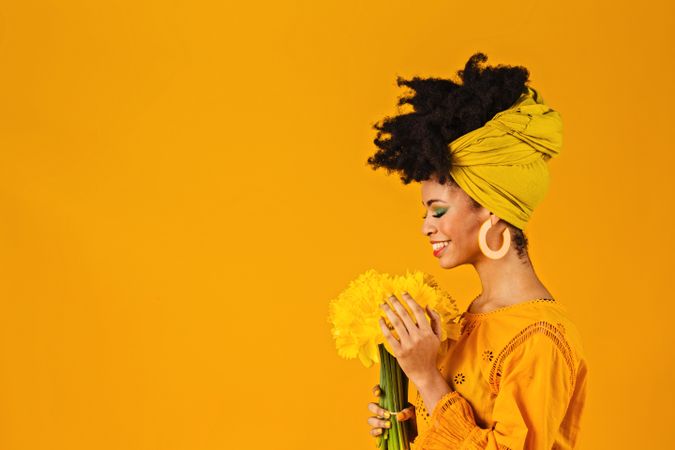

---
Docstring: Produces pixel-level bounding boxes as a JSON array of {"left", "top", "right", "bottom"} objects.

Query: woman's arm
[{"left": 414, "top": 368, "right": 453, "bottom": 423}]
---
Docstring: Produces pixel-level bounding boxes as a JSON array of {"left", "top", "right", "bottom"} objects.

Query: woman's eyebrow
[{"left": 422, "top": 199, "right": 446, "bottom": 207}]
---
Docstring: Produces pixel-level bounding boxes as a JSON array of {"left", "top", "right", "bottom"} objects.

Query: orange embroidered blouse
[{"left": 409, "top": 298, "right": 588, "bottom": 450}]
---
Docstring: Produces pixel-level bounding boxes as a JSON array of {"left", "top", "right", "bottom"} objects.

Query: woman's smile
[{"left": 432, "top": 240, "right": 451, "bottom": 257}]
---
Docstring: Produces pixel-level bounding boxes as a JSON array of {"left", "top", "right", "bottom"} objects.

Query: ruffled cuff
[{"left": 411, "top": 391, "right": 488, "bottom": 450}]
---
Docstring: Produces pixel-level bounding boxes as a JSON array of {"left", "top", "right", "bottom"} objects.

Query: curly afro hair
[{"left": 366, "top": 52, "right": 531, "bottom": 258}]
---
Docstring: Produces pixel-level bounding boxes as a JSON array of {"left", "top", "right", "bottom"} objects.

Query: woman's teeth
[{"left": 432, "top": 241, "right": 451, "bottom": 251}]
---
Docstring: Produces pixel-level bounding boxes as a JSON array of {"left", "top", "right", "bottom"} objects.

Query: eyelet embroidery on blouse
[
  {"left": 482, "top": 349, "right": 494, "bottom": 362},
  {"left": 488, "top": 321, "right": 577, "bottom": 396},
  {"left": 414, "top": 389, "right": 431, "bottom": 419},
  {"left": 460, "top": 298, "right": 556, "bottom": 337},
  {"left": 453, "top": 372, "right": 466, "bottom": 384}
]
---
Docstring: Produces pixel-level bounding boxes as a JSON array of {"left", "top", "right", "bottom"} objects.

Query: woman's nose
[{"left": 421, "top": 220, "right": 434, "bottom": 236}]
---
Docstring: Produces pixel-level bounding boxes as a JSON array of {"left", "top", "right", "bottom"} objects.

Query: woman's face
[{"left": 420, "top": 177, "right": 489, "bottom": 269}]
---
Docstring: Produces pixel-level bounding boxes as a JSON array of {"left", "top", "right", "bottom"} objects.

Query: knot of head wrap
[{"left": 448, "top": 86, "right": 563, "bottom": 230}]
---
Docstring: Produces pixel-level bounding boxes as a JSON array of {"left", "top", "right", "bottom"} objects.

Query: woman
[{"left": 364, "top": 53, "right": 588, "bottom": 449}]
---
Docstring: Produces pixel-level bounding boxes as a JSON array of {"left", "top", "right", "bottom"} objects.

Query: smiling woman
[{"left": 364, "top": 52, "right": 588, "bottom": 449}]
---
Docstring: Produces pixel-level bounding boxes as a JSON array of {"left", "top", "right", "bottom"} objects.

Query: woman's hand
[
  {"left": 378, "top": 292, "right": 443, "bottom": 387},
  {"left": 367, "top": 384, "right": 417, "bottom": 440}
]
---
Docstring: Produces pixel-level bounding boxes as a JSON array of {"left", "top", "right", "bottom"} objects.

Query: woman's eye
[{"left": 422, "top": 209, "right": 447, "bottom": 219}]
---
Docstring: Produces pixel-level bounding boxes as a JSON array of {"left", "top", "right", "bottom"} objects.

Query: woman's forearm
[{"left": 415, "top": 369, "right": 453, "bottom": 415}]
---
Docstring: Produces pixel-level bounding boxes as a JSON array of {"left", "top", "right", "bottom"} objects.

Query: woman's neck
[{"left": 470, "top": 252, "right": 552, "bottom": 313}]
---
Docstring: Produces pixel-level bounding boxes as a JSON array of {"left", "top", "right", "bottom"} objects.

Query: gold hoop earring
[{"left": 478, "top": 217, "right": 510, "bottom": 259}]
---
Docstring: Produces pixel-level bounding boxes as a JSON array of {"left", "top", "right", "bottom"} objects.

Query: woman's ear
[{"left": 489, "top": 212, "right": 504, "bottom": 227}]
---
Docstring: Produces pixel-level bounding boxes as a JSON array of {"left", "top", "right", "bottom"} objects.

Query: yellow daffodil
[{"left": 328, "top": 269, "right": 459, "bottom": 368}]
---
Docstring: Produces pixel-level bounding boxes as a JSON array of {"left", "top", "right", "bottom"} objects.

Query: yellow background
[{"left": 0, "top": 1, "right": 672, "bottom": 448}]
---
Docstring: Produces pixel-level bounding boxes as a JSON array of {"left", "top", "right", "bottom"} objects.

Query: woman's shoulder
[
  {"left": 521, "top": 299, "right": 585, "bottom": 359},
  {"left": 466, "top": 298, "right": 586, "bottom": 363},
  {"left": 439, "top": 299, "right": 586, "bottom": 397}
]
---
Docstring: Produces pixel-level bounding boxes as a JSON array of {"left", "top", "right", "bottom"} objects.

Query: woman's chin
[
  {"left": 438, "top": 255, "right": 454, "bottom": 269},
  {"left": 438, "top": 253, "right": 464, "bottom": 269}
]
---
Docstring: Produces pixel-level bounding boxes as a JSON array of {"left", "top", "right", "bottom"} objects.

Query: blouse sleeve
[{"left": 411, "top": 326, "right": 578, "bottom": 450}]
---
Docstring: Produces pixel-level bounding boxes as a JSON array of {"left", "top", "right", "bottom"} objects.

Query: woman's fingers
[
  {"left": 400, "top": 292, "right": 431, "bottom": 333},
  {"left": 367, "top": 386, "right": 416, "bottom": 439},
  {"left": 368, "top": 385, "right": 389, "bottom": 439},
  {"left": 385, "top": 294, "right": 417, "bottom": 335},
  {"left": 367, "top": 414, "right": 391, "bottom": 431},
  {"left": 379, "top": 316, "right": 402, "bottom": 355},
  {"left": 396, "top": 404, "right": 416, "bottom": 421},
  {"left": 380, "top": 301, "right": 410, "bottom": 344},
  {"left": 367, "top": 401, "right": 390, "bottom": 419},
  {"left": 370, "top": 427, "right": 383, "bottom": 437},
  {"left": 426, "top": 305, "right": 442, "bottom": 338}
]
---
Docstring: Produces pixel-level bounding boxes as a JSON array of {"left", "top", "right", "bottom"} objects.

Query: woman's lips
[{"left": 433, "top": 242, "right": 450, "bottom": 257}]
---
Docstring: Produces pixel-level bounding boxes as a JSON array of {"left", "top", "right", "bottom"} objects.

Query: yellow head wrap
[{"left": 448, "top": 86, "right": 563, "bottom": 230}]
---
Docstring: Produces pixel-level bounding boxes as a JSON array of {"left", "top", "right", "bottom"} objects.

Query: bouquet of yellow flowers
[{"left": 328, "top": 269, "right": 459, "bottom": 449}]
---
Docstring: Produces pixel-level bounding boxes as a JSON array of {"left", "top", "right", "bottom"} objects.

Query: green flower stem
[{"left": 377, "top": 343, "right": 411, "bottom": 450}]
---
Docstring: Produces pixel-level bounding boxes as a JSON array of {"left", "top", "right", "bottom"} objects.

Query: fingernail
[
  {"left": 383, "top": 410, "right": 390, "bottom": 419},
  {"left": 384, "top": 421, "right": 391, "bottom": 428}
]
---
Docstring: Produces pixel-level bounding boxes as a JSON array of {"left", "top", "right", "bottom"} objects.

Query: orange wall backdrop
[{"left": 0, "top": 1, "right": 672, "bottom": 449}]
